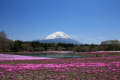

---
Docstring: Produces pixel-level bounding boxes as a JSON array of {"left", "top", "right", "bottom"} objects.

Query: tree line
[{"left": 1, "top": 31, "right": 120, "bottom": 52}]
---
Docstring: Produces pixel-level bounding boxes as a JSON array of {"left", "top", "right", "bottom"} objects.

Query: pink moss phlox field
[
  {"left": 0, "top": 54, "right": 54, "bottom": 61},
  {"left": 0, "top": 56, "right": 120, "bottom": 80},
  {"left": 89, "top": 51, "right": 120, "bottom": 54},
  {"left": 0, "top": 54, "right": 120, "bottom": 80},
  {"left": 0, "top": 61, "right": 120, "bottom": 71}
]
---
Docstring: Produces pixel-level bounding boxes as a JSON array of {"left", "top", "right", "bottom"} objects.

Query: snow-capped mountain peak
[
  {"left": 38, "top": 31, "right": 82, "bottom": 44},
  {"left": 45, "top": 32, "right": 71, "bottom": 39}
]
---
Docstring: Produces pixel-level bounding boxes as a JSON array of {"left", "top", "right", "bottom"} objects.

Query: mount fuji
[{"left": 39, "top": 32, "right": 81, "bottom": 44}]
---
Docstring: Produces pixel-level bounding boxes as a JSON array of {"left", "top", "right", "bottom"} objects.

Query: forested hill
[{"left": 1, "top": 31, "right": 120, "bottom": 52}]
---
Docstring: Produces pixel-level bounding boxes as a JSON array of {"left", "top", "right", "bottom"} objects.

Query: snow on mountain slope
[
  {"left": 39, "top": 32, "right": 82, "bottom": 44},
  {"left": 45, "top": 32, "right": 71, "bottom": 39}
]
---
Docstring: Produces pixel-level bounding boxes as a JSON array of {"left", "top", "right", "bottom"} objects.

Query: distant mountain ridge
[
  {"left": 101, "top": 40, "right": 120, "bottom": 45},
  {"left": 39, "top": 32, "right": 81, "bottom": 44}
]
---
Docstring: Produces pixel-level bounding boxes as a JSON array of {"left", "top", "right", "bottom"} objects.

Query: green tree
[
  {"left": 13, "top": 40, "right": 23, "bottom": 52},
  {"left": 0, "top": 31, "right": 12, "bottom": 52}
]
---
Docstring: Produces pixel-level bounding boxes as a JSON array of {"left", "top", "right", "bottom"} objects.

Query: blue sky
[{"left": 0, "top": 0, "right": 120, "bottom": 44}]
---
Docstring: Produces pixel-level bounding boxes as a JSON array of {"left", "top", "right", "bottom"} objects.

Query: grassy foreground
[{"left": 0, "top": 55, "right": 120, "bottom": 80}]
